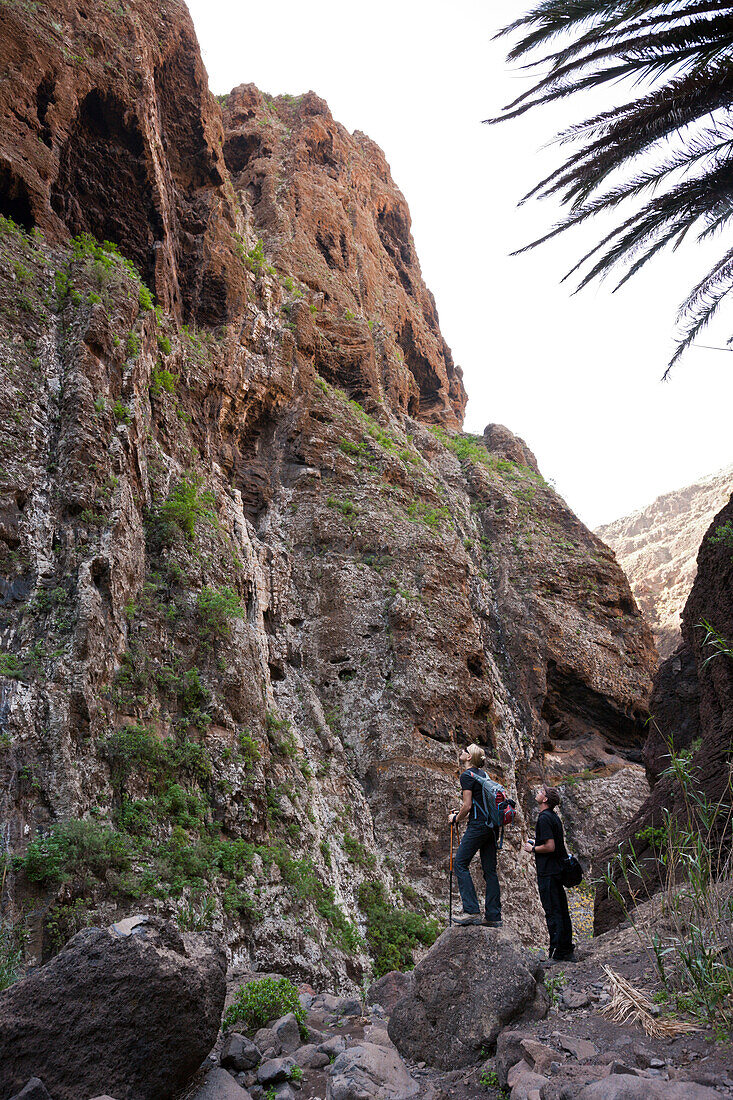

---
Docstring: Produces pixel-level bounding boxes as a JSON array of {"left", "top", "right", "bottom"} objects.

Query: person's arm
[
  {"left": 524, "top": 813, "right": 556, "bottom": 854},
  {"left": 448, "top": 789, "right": 472, "bottom": 824},
  {"left": 533, "top": 836, "right": 555, "bottom": 854}
]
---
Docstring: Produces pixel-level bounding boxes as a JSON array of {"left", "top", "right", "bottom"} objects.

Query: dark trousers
[
  {"left": 454, "top": 822, "right": 501, "bottom": 920},
  {"left": 537, "top": 874, "right": 573, "bottom": 958}
]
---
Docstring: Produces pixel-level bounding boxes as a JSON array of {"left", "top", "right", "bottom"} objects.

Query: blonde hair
[{"left": 466, "top": 743, "right": 486, "bottom": 769}]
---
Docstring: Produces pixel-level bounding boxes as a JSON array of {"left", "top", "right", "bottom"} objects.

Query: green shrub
[
  {"left": 138, "top": 284, "right": 154, "bottom": 311},
  {"left": 223, "top": 976, "right": 306, "bottom": 1033},
  {"left": 197, "top": 586, "right": 245, "bottom": 642},
  {"left": 150, "top": 367, "right": 177, "bottom": 395},
  {"left": 112, "top": 399, "right": 132, "bottom": 424},
  {"left": 343, "top": 832, "right": 377, "bottom": 869},
  {"left": 176, "top": 892, "right": 216, "bottom": 931},
  {"left": 19, "top": 819, "right": 131, "bottom": 886},
  {"left": 0, "top": 918, "right": 29, "bottom": 990},
  {"left": 125, "top": 332, "right": 140, "bottom": 359},
  {"left": 238, "top": 731, "right": 261, "bottom": 763},
  {"left": 157, "top": 333, "right": 172, "bottom": 355},
  {"left": 358, "top": 881, "right": 440, "bottom": 977},
  {"left": 152, "top": 472, "right": 216, "bottom": 544}
]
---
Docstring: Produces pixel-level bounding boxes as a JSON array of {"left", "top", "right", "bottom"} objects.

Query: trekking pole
[{"left": 449, "top": 818, "right": 454, "bottom": 927}]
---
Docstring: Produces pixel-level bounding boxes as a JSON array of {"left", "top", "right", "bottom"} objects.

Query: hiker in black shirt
[
  {"left": 524, "top": 785, "right": 575, "bottom": 961},
  {"left": 447, "top": 743, "right": 502, "bottom": 927}
]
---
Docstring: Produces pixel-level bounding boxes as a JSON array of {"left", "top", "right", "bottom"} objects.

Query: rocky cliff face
[
  {"left": 0, "top": 0, "right": 656, "bottom": 984},
  {"left": 597, "top": 467, "right": 733, "bottom": 659},
  {"left": 594, "top": 495, "right": 733, "bottom": 933}
]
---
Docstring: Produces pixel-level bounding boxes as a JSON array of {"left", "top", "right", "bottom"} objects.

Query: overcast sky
[{"left": 186, "top": 0, "right": 733, "bottom": 529}]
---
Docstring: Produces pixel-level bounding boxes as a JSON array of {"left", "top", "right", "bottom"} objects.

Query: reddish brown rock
[{"left": 0, "top": 0, "right": 655, "bottom": 979}]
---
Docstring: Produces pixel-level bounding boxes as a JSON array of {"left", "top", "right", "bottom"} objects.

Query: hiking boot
[
  {"left": 483, "top": 919, "right": 503, "bottom": 928},
  {"left": 453, "top": 911, "right": 482, "bottom": 926},
  {"left": 548, "top": 952, "right": 576, "bottom": 964}
]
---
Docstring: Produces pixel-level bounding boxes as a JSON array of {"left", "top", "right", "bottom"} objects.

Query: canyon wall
[
  {"left": 594, "top": 494, "right": 733, "bottom": 932},
  {"left": 0, "top": 0, "right": 656, "bottom": 984},
  {"left": 597, "top": 467, "right": 733, "bottom": 659}
]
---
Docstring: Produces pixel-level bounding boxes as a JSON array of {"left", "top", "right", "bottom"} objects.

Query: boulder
[
  {"left": 0, "top": 917, "right": 226, "bottom": 1100},
  {"left": 272, "top": 1013, "right": 302, "bottom": 1053},
  {"left": 387, "top": 927, "right": 544, "bottom": 1069},
  {"left": 254, "top": 1028, "right": 282, "bottom": 1057},
  {"left": 189, "top": 1068, "right": 253, "bottom": 1099},
  {"left": 256, "top": 1058, "right": 294, "bottom": 1086},
  {"left": 366, "top": 972, "right": 413, "bottom": 1013},
  {"left": 318, "top": 1036, "right": 347, "bottom": 1058},
  {"left": 221, "top": 1034, "right": 262, "bottom": 1071},
  {"left": 326, "top": 1042, "right": 419, "bottom": 1100}
]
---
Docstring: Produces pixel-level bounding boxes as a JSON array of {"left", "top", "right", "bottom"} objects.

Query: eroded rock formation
[
  {"left": 597, "top": 467, "right": 733, "bottom": 659},
  {"left": 594, "top": 495, "right": 733, "bottom": 933},
  {"left": 0, "top": 0, "right": 655, "bottom": 982}
]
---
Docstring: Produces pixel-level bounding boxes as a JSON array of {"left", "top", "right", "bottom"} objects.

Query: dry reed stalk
[{"left": 599, "top": 964, "right": 700, "bottom": 1038}]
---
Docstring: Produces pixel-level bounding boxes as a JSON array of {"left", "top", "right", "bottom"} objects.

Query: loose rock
[
  {"left": 556, "top": 1035, "right": 598, "bottom": 1061},
  {"left": 257, "top": 1058, "right": 295, "bottom": 1086},
  {"left": 221, "top": 1034, "right": 262, "bottom": 1072},
  {"left": 273, "top": 1013, "right": 302, "bottom": 1054},
  {"left": 327, "top": 1042, "right": 419, "bottom": 1100},
  {"left": 189, "top": 1068, "right": 253, "bottom": 1100},
  {"left": 562, "top": 991, "right": 590, "bottom": 1009}
]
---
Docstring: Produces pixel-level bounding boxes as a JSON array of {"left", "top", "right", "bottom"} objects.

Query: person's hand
[
  {"left": 523, "top": 840, "right": 535, "bottom": 853},
  {"left": 447, "top": 811, "right": 458, "bottom": 824}
]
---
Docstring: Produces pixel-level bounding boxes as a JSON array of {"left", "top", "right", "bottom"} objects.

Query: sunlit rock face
[
  {"left": 597, "top": 466, "right": 733, "bottom": 659},
  {"left": 0, "top": 0, "right": 655, "bottom": 983}
]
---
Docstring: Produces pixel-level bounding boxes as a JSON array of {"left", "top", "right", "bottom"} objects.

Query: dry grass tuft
[{"left": 600, "top": 964, "right": 700, "bottom": 1038}]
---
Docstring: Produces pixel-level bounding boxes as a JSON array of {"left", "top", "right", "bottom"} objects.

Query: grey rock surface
[
  {"left": 256, "top": 1058, "right": 294, "bottom": 1086},
  {"left": 189, "top": 1068, "right": 253, "bottom": 1100},
  {"left": 0, "top": 918, "right": 226, "bottom": 1100},
  {"left": 326, "top": 1042, "right": 419, "bottom": 1100},
  {"left": 8, "top": 1082, "right": 52, "bottom": 1100},
  {"left": 388, "top": 927, "right": 544, "bottom": 1069},
  {"left": 221, "top": 1034, "right": 262, "bottom": 1072},
  {"left": 272, "top": 1013, "right": 302, "bottom": 1053},
  {"left": 578, "top": 1078, "right": 720, "bottom": 1099}
]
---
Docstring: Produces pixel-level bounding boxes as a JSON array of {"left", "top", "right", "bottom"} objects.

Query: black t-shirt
[
  {"left": 460, "top": 768, "right": 490, "bottom": 824},
  {"left": 534, "top": 808, "right": 566, "bottom": 876}
]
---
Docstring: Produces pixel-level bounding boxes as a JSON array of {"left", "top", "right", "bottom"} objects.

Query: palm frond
[{"left": 490, "top": 0, "right": 733, "bottom": 371}]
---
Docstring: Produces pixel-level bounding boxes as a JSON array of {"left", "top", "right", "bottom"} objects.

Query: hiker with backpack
[
  {"left": 448, "top": 744, "right": 515, "bottom": 927},
  {"left": 524, "top": 785, "right": 576, "bottom": 962}
]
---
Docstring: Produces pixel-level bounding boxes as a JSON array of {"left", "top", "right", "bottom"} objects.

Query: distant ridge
[{"left": 597, "top": 466, "right": 733, "bottom": 657}]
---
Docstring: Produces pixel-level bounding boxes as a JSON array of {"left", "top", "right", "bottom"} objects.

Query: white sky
[{"left": 186, "top": 0, "right": 733, "bottom": 529}]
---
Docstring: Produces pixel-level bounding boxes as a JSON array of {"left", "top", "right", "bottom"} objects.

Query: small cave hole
[
  {"left": 0, "top": 164, "right": 34, "bottom": 231},
  {"left": 467, "top": 654, "right": 485, "bottom": 678}
]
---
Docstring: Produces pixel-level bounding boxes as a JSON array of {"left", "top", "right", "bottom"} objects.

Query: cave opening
[
  {"left": 50, "top": 89, "right": 161, "bottom": 291},
  {"left": 0, "top": 164, "right": 34, "bottom": 231}
]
